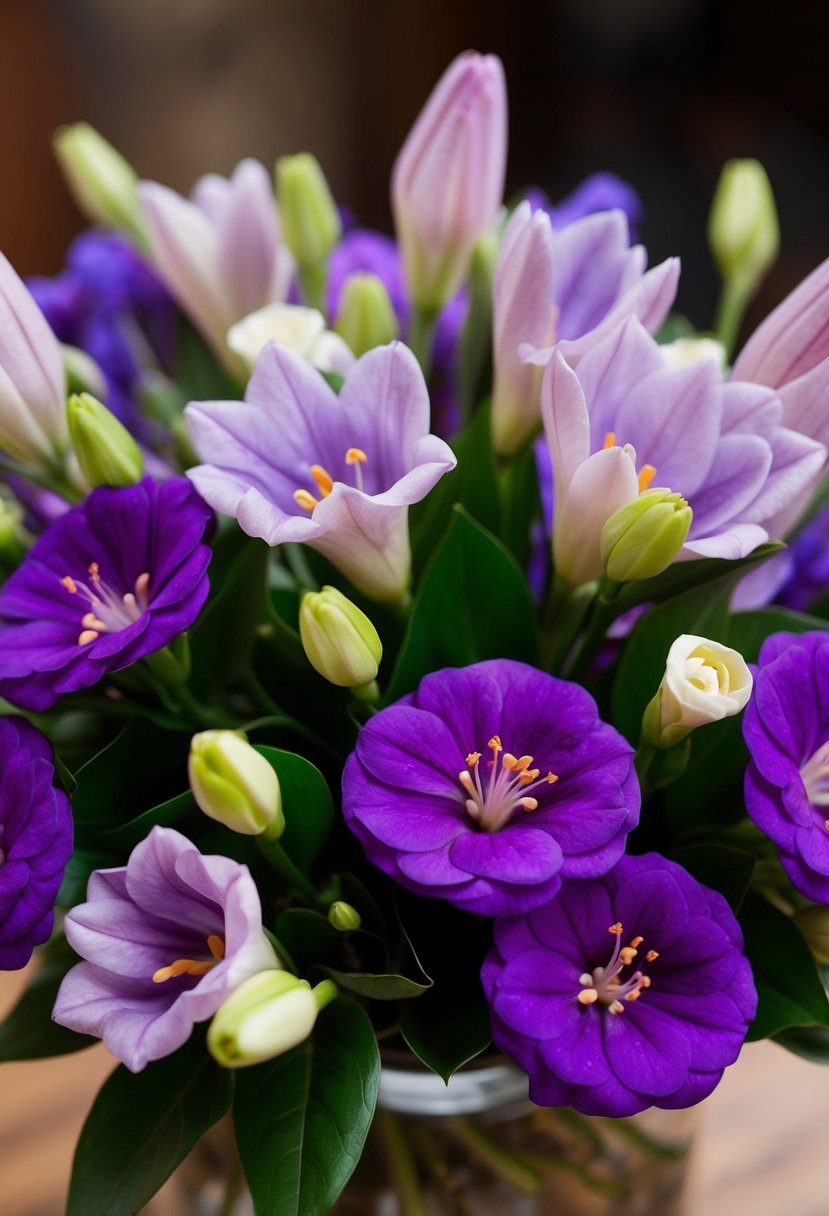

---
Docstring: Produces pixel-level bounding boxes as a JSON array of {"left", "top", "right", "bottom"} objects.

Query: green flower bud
[
  {"left": 708, "top": 159, "right": 779, "bottom": 288},
  {"left": 66, "top": 393, "right": 144, "bottom": 488},
  {"left": 600, "top": 488, "right": 692, "bottom": 582},
  {"left": 189, "top": 730, "right": 284, "bottom": 838},
  {"left": 333, "top": 273, "right": 398, "bottom": 356},
  {"left": 208, "top": 970, "right": 337, "bottom": 1068},
  {"left": 299, "top": 586, "right": 382, "bottom": 690},
  {"left": 793, "top": 905, "right": 829, "bottom": 965},
  {"left": 53, "top": 123, "right": 149, "bottom": 248},
  {"left": 327, "top": 901, "right": 362, "bottom": 932},
  {"left": 275, "top": 153, "right": 341, "bottom": 271},
  {"left": 62, "top": 345, "right": 107, "bottom": 400},
  {"left": 0, "top": 491, "right": 28, "bottom": 568}
]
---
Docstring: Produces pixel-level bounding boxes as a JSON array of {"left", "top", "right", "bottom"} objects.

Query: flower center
[
  {"left": 458, "top": 735, "right": 558, "bottom": 832},
  {"left": 800, "top": 742, "right": 829, "bottom": 832},
  {"left": 577, "top": 922, "right": 659, "bottom": 1015},
  {"left": 603, "top": 431, "right": 656, "bottom": 493},
  {"left": 60, "top": 563, "right": 151, "bottom": 646},
  {"left": 293, "top": 447, "right": 368, "bottom": 512},
  {"left": 151, "top": 933, "right": 225, "bottom": 984}
]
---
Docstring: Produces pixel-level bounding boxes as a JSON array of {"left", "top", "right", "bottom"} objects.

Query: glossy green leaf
[
  {"left": 320, "top": 967, "right": 432, "bottom": 1000},
  {"left": 189, "top": 534, "right": 269, "bottom": 691},
  {"left": 67, "top": 1033, "right": 233, "bottom": 1216},
  {"left": 95, "top": 790, "right": 198, "bottom": 852},
  {"left": 0, "top": 937, "right": 96, "bottom": 1061},
  {"left": 255, "top": 747, "right": 334, "bottom": 871},
  {"left": 741, "top": 894, "right": 829, "bottom": 1041},
  {"left": 234, "top": 999, "right": 380, "bottom": 1216},
  {"left": 612, "top": 541, "right": 783, "bottom": 615}
]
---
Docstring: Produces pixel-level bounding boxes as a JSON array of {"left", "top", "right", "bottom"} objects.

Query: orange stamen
[
  {"left": 638, "top": 464, "right": 657, "bottom": 492},
  {"left": 293, "top": 489, "right": 319, "bottom": 512},
  {"left": 310, "top": 464, "right": 334, "bottom": 497}
]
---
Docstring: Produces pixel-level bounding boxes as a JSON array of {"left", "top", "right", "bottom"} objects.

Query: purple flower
[
  {"left": 326, "top": 229, "right": 409, "bottom": 325},
  {"left": 0, "top": 718, "right": 72, "bottom": 970},
  {"left": 548, "top": 173, "right": 643, "bottom": 238},
  {"left": 743, "top": 631, "right": 829, "bottom": 902},
  {"left": 342, "top": 660, "right": 639, "bottom": 916},
  {"left": 0, "top": 477, "right": 212, "bottom": 711},
  {"left": 777, "top": 508, "right": 829, "bottom": 613},
  {"left": 53, "top": 827, "right": 279, "bottom": 1071},
  {"left": 186, "top": 342, "right": 455, "bottom": 601},
  {"left": 481, "top": 853, "right": 757, "bottom": 1116}
]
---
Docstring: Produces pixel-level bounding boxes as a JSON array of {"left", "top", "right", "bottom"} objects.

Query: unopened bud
[
  {"left": 299, "top": 586, "right": 382, "bottom": 690},
  {"left": 53, "top": 123, "right": 149, "bottom": 248},
  {"left": 67, "top": 393, "right": 143, "bottom": 488},
  {"left": 708, "top": 159, "right": 779, "bottom": 289},
  {"left": 208, "top": 970, "right": 337, "bottom": 1068},
  {"left": 642, "top": 635, "right": 753, "bottom": 749},
  {"left": 275, "top": 153, "right": 341, "bottom": 271},
  {"left": 327, "top": 901, "right": 362, "bottom": 932},
  {"left": 333, "top": 274, "right": 399, "bottom": 357},
  {"left": 0, "top": 492, "right": 28, "bottom": 567},
  {"left": 62, "top": 345, "right": 108, "bottom": 399},
  {"left": 601, "top": 488, "right": 692, "bottom": 582},
  {"left": 793, "top": 905, "right": 829, "bottom": 965},
  {"left": 189, "top": 730, "right": 284, "bottom": 837}
]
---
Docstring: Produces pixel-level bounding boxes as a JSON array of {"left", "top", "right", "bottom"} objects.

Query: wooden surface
[{"left": 1, "top": 966, "right": 828, "bottom": 1215}]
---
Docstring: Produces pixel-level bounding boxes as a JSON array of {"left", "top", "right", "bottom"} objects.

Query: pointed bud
[
  {"left": 333, "top": 274, "right": 399, "bottom": 357},
  {"left": 67, "top": 393, "right": 144, "bottom": 488},
  {"left": 642, "top": 635, "right": 753, "bottom": 749},
  {"left": 793, "top": 905, "right": 829, "bottom": 965},
  {"left": 208, "top": 970, "right": 337, "bottom": 1068},
  {"left": 708, "top": 159, "right": 779, "bottom": 291},
  {"left": 189, "top": 730, "right": 284, "bottom": 837},
  {"left": 299, "top": 586, "right": 382, "bottom": 689},
  {"left": 327, "top": 901, "right": 362, "bottom": 932},
  {"left": 275, "top": 153, "right": 341, "bottom": 272},
  {"left": 53, "top": 123, "right": 149, "bottom": 248},
  {"left": 600, "top": 488, "right": 692, "bottom": 582}
]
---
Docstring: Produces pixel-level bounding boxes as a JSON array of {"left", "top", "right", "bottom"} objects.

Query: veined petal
[{"left": 553, "top": 445, "right": 640, "bottom": 585}]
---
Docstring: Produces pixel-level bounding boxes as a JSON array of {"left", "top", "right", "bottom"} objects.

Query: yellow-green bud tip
[
  {"left": 708, "top": 158, "right": 779, "bottom": 287},
  {"left": 299, "top": 586, "right": 382, "bottom": 688},
  {"left": 53, "top": 123, "right": 149, "bottom": 248},
  {"left": 208, "top": 971, "right": 336, "bottom": 1068},
  {"left": 600, "top": 488, "right": 692, "bottom": 583},
  {"left": 333, "top": 274, "right": 399, "bottom": 357},
  {"left": 275, "top": 153, "right": 341, "bottom": 270},
  {"left": 327, "top": 901, "right": 362, "bottom": 932},
  {"left": 188, "top": 730, "right": 284, "bottom": 837},
  {"left": 66, "top": 392, "right": 144, "bottom": 489}
]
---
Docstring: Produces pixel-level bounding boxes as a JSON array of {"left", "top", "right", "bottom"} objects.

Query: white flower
[
  {"left": 227, "top": 303, "right": 355, "bottom": 376},
  {"left": 643, "top": 634, "right": 753, "bottom": 748}
]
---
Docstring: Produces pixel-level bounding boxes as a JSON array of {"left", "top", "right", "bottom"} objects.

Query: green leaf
[
  {"left": 386, "top": 506, "right": 539, "bottom": 703},
  {"left": 0, "top": 937, "right": 96, "bottom": 1061},
  {"left": 612, "top": 541, "right": 784, "bottom": 615},
  {"left": 740, "top": 894, "right": 829, "bottom": 1040},
  {"left": 94, "top": 790, "right": 198, "bottom": 851},
  {"left": 728, "top": 606, "right": 829, "bottom": 663},
  {"left": 669, "top": 843, "right": 755, "bottom": 911},
  {"left": 255, "top": 746, "right": 334, "bottom": 871},
  {"left": 57, "top": 848, "right": 119, "bottom": 907},
  {"left": 320, "top": 967, "right": 432, "bottom": 1000},
  {"left": 189, "top": 534, "right": 269, "bottom": 692},
  {"left": 67, "top": 1032, "right": 233, "bottom": 1216},
  {"left": 234, "top": 999, "right": 380, "bottom": 1216},
  {"left": 773, "top": 1024, "right": 829, "bottom": 1064},
  {"left": 275, "top": 908, "right": 340, "bottom": 972}
]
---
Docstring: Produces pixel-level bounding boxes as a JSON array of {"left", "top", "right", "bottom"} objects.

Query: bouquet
[{"left": 1, "top": 47, "right": 829, "bottom": 1215}]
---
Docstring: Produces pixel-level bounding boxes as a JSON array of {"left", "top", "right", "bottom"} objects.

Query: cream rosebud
[
  {"left": 708, "top": 159, "right": 779, "bottom": 289},
  {"left": 227, "top": 302, "right": 354, "bottom": 376},
  {"left": 67, "top": 393, "right": 144, "bottom": 488},
  {"left": 327, "top": 901, "right": 362, "bottom": 932},
  {"left": 275, "top": 153, "right": 341, "bottom": 271},
  {"left": 642, "top": 635, "right": 753, "bottom": 749},
  {"left": 333, "top": 274, "right": 399, "bottom": 357},
  {"left": 299, "top": 586, "right": 382, "bottom": 689},
  {"left": 659, "top": 337, "right": 727, "bottom": 371},
  {"left": 189, "top": 730, "right": 284, "bottom": 837},
  {"left": 53, "top": 123, "right": 149, "bottom": 248},
  {"left": 600, "top": 488, "right": 692, "bottom": 582},
  {"left": 793, "top": 906, "right": 829, "bottom": 965},
  {"left": 208, "top": 971, "right": 337, "bottom": 1068}
]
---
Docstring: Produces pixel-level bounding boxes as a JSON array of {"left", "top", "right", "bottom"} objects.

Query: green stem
[
  {"left": 447, "top": 1117, "right": 540, "bottom": 1195},
  {"left": 408, "top": 307, "right": 439, "bottom": 377},
  {"left": 714, "top": 274, "right": 751, "bottom": 360},
  {"left": 298, "top": 263, "right": 327, "bottom": 312},
  {"left": 541, "top": 577, "right": 598, "bottom": 673},
  {"left": 375, "top": 1110, "right": 427, "bottom": 1216},
  {"left": 256, "top": 835, "right": 326, "bottom": 908}
]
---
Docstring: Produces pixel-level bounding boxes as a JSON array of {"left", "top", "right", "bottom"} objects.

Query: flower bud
[
  {"left": 659, "top": 337, "right": 727, "bottom": 371},
  {"left": 67, "top": 393, "right": 144, "bottom": 488},
  {"left": 600, "top": 488, "right": 692, "bottom": 582},
  {"left": 208, "top": 971, "right": 337, "bottom": 1068},
  {"left": 299, "top": 586, "right": 382, "bottom": 689},
  {"left": 642, "top": 635, "right": 753, "bottom": 749},
  {"left": 327, "top": 901, "right": 362, "bottom": 932},
  {"left": 708, "top": 159, "right": 779, "bottom": 289},
  {"left": 0, "top": 492, "right": 28, "bottom": 568},
  {"left": 227, "top": 303, "right": 354, "bottom": 376},
  {"left": 333, "top": 274, "right": 399, "bottom": 357},
  {"left": 793, "top": 905, "right": 829, "bottom": 965},
  {"left": 189, "top": 730, "right": 284, "bottom": 837},
  {"left": 275, "top": 153, "right": 341, "bottom": 272},
  {"left": 53, "top": 123, "right": 149, "bottom": 248},
  {"left": 62, "top": 345, "right": 108, "bottom": 399}
]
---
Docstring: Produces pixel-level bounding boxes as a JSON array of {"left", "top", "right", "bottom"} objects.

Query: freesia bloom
[
  {"left": 53, "top": 827, "right": 280, "bottom": 1071},
  {"left": 491, "top": 204, "right": 679, "bottom": 455},
  {"left": 342, "top": 660, "right": 639, "bottom": 916},
  {"left": 743, "top": 631, "right": 829, "bottom": 902},
  {"left": 642, "top": 635, "right": 753, "bottom": 749},
  {"left": 0, "top": 718, "right": 72, "bottom": 970},
  {"left": 481, "top": 853, "right": 756, "bottom": 1116},
  {"left": 186, "top": 342, "right": 456, "bottom": 601},
  {"left": 139, "top": 159, "right": 293, "bottom": 374},
  {"left": 0, "top": 477, "right": 212, "bottom": 711},
  {"left": 542, "top": 317, "right": 825, "bottom": 585},
  {"left": 392, "top": 51, "right": 507, "bottom": 311},
  {"left": 0, "top": 252, "right": 68, "bottom": 466}
]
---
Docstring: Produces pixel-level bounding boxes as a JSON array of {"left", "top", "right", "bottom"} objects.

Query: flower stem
[
  {"left": 255, "top": 835, "right": 326, "bottom": 908},
  {"left": 298, "top": 264, "right": 328, "bottom": 313},
  {"left": 408, "top": 306, "right": 439, "bottom": 377},
  {"left": 375, "top": 1110, "right": 428, "bottom": 1216},
  {"left": 714, "top": 274, "right": 751, "bottom": 360},
  {"left": 541, "top": 576, "right": 597, "bottom": 673},
  {"left": 447, "top": 1116, "right": 541, "bottom": 1195}
]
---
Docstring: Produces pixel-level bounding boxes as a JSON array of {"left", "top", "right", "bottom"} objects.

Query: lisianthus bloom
[
  {"left": 776, "top": 507, "right": 829, "bottom": 613},
  {"left": 491, "top": 204, "right": 678, "bottom": 455},
  {"left": 0, "top": 477, "right": 212, "bottom": 711},
  {"left": 139, "top": 159, "right": 293, "bottom": 374},
  {"left": 341, "top": 660, "right": 639, "bottom": 916},
  {"left": 743, "top": 631, "right": 829, "bottom": 902},
  {"left": 542, "top": 172, "right": 643, "bottom": 238},
  {"left": 186, "top": 342, "right": 455, "bottom": 601},
  {"left": 542, "top": 317, "right": 824, "bottom": 585},
  {"left": 53, "top": 827, "right": 280, "bottom": 1071},
  {"left": 0, "top": 718, "right": 72, "bottom": 970},
  {"left": 481, "top": 853, "right": 756, "bottom": 1115}
]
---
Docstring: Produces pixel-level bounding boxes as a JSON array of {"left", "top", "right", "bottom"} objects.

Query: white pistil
[
  {"left": 457, "top": 736, "right": 558, "bottom": 832},
  {"left": 60, "top": 563, "right": 151, "bottom": 646},
  {"left": 577, "top": 922, "right": 659, "bottom": 1013}
]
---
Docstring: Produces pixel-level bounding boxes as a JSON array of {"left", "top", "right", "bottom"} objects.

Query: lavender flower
[
  {"left": 186, "top": 342, "right": 455, "bottom": 601},
  {"left": 776, "top": 508, "right": 829, "bottom": 613},
  {"left": 548, "top": 172, "right": 643, "bottom": 237},
  {"left": 53, "top": 827, "right": 279, "bottom": 1071},
  {"left": 743, "top": 631, "right": 829, "bottom": 902},
  {"left": 481, "top": 853, "right": 756, "bottom": 1115},
  {"left": 342, "top": 660, "right": 639, "bottom": 916},
  {"left": 0, "top": 477, "right": 212, "bottom": 711},
  {"left": 0, "top": 718, "right": 72, "bottom": 970}
]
